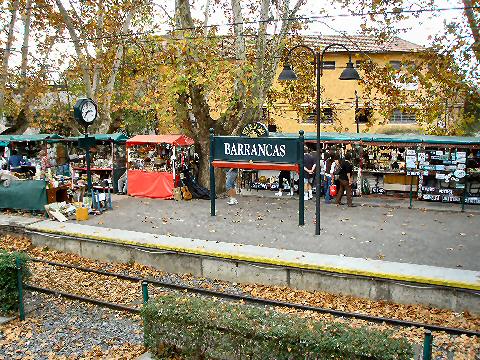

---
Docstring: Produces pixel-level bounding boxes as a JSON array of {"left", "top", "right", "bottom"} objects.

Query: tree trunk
[
  {"left": 197, "top": 136, "right": 225, "bottom": 194},
  {"left": 99, "top": 9, "right": 134, "bottom": 131},
  {"left": 0, "top": 0, "right": 21, "bottom": 129},
  {"left": 55, "top": 0, "right": 93, "bottom": 97},
  {"left": 462, "top": 0, "right": 480, "bottom": 62}
]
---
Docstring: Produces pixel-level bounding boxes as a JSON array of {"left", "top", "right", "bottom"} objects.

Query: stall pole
[
  {"left": 461, "top": 175, "right": 468, "bottom": 212},
  {"left": 359, "top": 143, "right": 363, "bottom": 196},
  {"left": 209, "top": 128, "right": 216, "bottom": 216},
  {"left": 408, "top": 175, "right": 414, "bottom": 209},
  {"left": 111, "top": 141, "right": 115, "bottom": 192},
  {"left": 85, "top": 132, "right": 93, "bottom": 192},
  {"left": 298, "top": 130, "right": 305, "bottom": 226}
]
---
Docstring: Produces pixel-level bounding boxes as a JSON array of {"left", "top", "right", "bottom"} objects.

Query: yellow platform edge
[{"left": 28, "top": 226, "right": 480, "bottom": 291}]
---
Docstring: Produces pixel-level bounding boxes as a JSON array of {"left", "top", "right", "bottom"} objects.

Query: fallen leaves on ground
[{"left": 1, "top": 234, "right": 479, "bottom": 357}]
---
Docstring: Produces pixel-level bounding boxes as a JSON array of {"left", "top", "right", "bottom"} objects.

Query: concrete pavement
[{"left": 69, "top": 195, "right": 480, "bottom": 271}]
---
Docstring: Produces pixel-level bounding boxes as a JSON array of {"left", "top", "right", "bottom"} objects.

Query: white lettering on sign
[{"left": 223, "top": 143, "right": 287, "bottom": 158}]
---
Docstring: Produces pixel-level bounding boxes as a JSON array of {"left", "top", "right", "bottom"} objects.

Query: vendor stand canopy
[
  {"left": 127, "top": 134, "right": 195, "bottom": 147},
  {"left": 66, "top": 133, "right": 128, "bottom": 143},
  {"left": 274, "top": 132, "right": 480, "bottom": 146},
  {"left": 0, "top": 133, "right": 63, "bottom": 145}
]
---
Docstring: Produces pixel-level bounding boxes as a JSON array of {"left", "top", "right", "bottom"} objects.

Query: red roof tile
[{"left": 302, "top": 35, "right": 424, "bottom": 53}]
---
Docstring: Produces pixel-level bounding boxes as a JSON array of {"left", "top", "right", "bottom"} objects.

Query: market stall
[
  {"left": 66, "top": 133, "right": 128, "bottom": 193},
  {"left": 295, "top": 132, "right": 480, "bottom": 205},
  {"left": 0, "top": 133, "right": 66, "bottom": 210},
  {"left": 126, "top": 134, "right": 195, "bottom": 199}
]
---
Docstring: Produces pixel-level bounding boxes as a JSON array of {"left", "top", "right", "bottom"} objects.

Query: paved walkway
[{"left": 59, "top": 194, "right": 480, "bottom": 271}]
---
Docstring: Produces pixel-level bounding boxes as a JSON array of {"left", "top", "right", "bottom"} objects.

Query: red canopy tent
[
  {"left": 126, "top": 134, "right": 195, "bottom": 199},
  {"left": 126, "top": 135, "right": 195, "bottom": 147}
]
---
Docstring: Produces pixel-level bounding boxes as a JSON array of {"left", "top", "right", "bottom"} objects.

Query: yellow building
[{"left": 271, "top": 35, "right": 456, "bottom": 134}]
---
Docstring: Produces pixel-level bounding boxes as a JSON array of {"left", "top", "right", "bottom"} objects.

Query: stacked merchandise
[
  {"left": 418, "top": 148, "right": 480, "bottom": 204},
  {"left": 127, "top": 143, "right": 174, "bottom": 173}
]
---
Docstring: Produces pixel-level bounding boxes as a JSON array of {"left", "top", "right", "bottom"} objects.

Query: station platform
[{"left": 1, "top": 211, "right": 478, "bottom": 314}]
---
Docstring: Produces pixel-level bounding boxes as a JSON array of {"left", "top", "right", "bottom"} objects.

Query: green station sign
[{"left": 213, "top": 136, "right": 299, "bottom": 163}]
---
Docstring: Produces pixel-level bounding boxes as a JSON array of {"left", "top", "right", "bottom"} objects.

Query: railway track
[{"left": 25, "top": 257, "right": 480, "bottom": 337}]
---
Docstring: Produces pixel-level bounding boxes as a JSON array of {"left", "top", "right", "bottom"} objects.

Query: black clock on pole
[{"left": 73, "top": 98, "right": 98, "bottom": 192}]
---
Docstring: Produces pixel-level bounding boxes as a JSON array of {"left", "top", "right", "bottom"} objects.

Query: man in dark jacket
[{"left": 336, "top": 152, "right": 355, "bottom": 207}]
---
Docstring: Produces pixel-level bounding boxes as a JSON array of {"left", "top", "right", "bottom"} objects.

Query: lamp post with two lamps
[{"left": 278, "top": 43, "right": 360, "bottom": 235}]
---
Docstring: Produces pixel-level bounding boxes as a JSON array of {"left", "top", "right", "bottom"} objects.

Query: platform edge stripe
[{"left": 25, "top": 225, "right": 480, "bottom": 291}]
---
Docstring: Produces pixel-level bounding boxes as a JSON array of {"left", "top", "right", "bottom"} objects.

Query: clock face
[{"left": 81, "top": 101, "right": 97, "bottom": 123}]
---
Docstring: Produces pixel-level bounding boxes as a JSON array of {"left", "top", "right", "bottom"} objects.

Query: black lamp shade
[
  {"left": 278, "top": 64, "right": 298, "bottom": 81},
  {"left": 339, "top": 61, "right": 361, "bottom": 80}
]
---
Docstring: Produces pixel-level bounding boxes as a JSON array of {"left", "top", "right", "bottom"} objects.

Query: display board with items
[
  {"left": 126, "top": 135, "right": 195, "bottom": 199},
  {"left": 417, "top": 147, "right": 480, "bottom": 204},
  {"left": 359, "top": 145, "right": 419, "bottom": 195}
]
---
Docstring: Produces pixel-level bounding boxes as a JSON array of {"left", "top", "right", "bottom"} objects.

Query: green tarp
[
  {"left": 66, "top": 133, "right": 128, "bottom": 143},
  {"left": 0, "top": 180, "right": 47, "bottom": 211},
  {"left": 0, "top": 134, "right": 63, "bottom": 145},
  {"left": 274, "top": 131, "right": 480, "bottom": 146}
]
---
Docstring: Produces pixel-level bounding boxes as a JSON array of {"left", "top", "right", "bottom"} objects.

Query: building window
[
  {"left": 301, "top": 108, "right": 334, "bottom": 124},
  {"left": 320, "top": 61, "right": 335, "bottom": 70},
  {"left": 355, "top": 107, "right": 372, "bottom": 123},
  {"left": 321, "top": 108, "right": 334, "bottom": 123},
  {"left": 389, "top": 61, "right": 402, "bottom": 70},
  {"left": 390, "top": 109, "right": 416, "bottom": 124}
]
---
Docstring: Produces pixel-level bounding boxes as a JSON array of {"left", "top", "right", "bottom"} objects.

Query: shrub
[
  {"left": 0, "top": 250, "right": 30, "bottom": 314},
  {"left": 142, "top": 294, "right": 413, "bottom": 360}
]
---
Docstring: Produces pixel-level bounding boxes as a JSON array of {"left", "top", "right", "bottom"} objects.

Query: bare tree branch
[
  {"left": 0, "top": 0, "right": 21, "bottom": 126},
  {"left": 55, "top": 0, "right": 93, "bottom": 97}
]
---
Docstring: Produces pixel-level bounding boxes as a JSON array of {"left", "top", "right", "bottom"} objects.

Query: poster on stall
[
  {"left": 406, "top": 155, "right": 417, "bottom": 169},
  {"left": 436, "top": 150, "right": 444, "bottom": 156},
  {"left": 406, "top": 149, "right": 416, "bottom": 156},
  {"left": 435, "top": 173, "right": 445, "bottom": 179},
  {"left": 457, "top": 163, "right": 466, "bottom": 170},
  {"left": 418, "top": 152, "right": 426, "bottom": 163}
]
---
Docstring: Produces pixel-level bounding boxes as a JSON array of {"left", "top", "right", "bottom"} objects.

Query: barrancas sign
[
  {"left": 212, "top": 123, "right": 300, "bottom": 163},
  {"left": 213, "top": 136, "right": 298, "bottom": 163}
]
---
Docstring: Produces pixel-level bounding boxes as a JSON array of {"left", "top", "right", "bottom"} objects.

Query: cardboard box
[{"left": 76, "top": 207, "right": 89, "bottom": 221}]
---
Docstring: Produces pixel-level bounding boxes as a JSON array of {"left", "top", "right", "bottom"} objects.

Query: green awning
[
  {"left": 66, "top": 133, "right": 128, "bottom": 143},
  {"left": 275, "top": 131, "right": 480, "bottom": 146},
  {"left": 8, "top": 134, "right": 63, "bottom": 142}
]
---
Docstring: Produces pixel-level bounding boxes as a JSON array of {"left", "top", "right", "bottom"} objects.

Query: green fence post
[
  {"left": 16, "top": 256, "right": 25, "bottom": 321},
  {"left": 422, "top": 330, "right": 432, "bottom": 360},
  {"left": 209, "top": 128, "right": 216, "bottom": 216},
  {"left": 142, "top": 281, "right": 149, "bottom": 305}
]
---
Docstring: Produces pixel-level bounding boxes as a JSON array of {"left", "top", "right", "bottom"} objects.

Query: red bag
[{"left": 329, "top": 184, "right": 337, "bottom": 197}]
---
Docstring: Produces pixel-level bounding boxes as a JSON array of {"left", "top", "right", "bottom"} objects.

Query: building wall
[{"left": 271, "top": 51, "right": 427, "bottom": 135}]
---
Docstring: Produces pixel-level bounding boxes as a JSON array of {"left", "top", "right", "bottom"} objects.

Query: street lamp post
[{"left": 279, "top": 43, "right": 360, "bottom": 235}]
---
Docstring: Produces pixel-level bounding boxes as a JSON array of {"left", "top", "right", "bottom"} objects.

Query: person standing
[
  {"left": 323, "top": 154, "right": 334, "bottom": 203},
  {"left": 303, "top": 146, "right": 315, "bottom": 200},
  {"left": 118, "top": 170, "right": 128, "bottom": 194},
  {"left": 336, "top": 153, "right": 355, "bottom": 207},
  {"left": 226, "top": 168, "right": 239, "bottom": 205},
  {"left": 8, "top": 149, "right": 22, "bottom": 171},
  {"left": 275, "top": 170, "right": 293, "bottom": 196}
]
